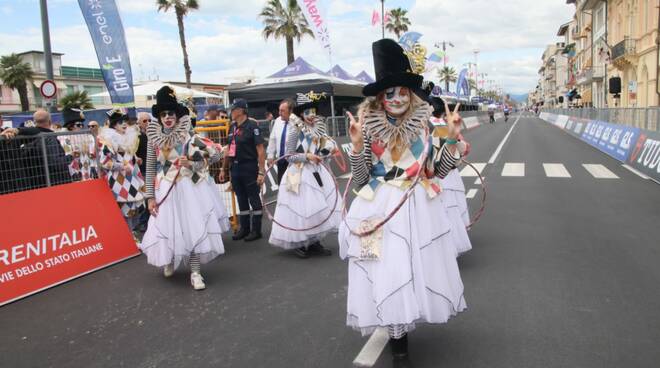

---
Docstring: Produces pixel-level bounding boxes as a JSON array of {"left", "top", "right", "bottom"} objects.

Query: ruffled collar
[
  {"left": 99, "top": 125, "right": 140, "bottom": 153},
  {"left": 146, "top": 115, "right": 191, "bottom": 148},
  {"left": 294, "top": 115, "right": 325, "bottom": 137},
  {"left": 363, "top": 101, "right": 432, "bottom": 144}
]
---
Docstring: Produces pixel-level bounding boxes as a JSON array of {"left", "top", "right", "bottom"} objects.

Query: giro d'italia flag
[
  {"left": 78, "top": 0, "right": 135, "bottom": 108},
  {"left": 298, "top": 0, "right": 332, "bottom": 61}
]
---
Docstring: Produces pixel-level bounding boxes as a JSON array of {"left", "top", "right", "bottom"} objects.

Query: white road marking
[
  {"left": 488, "top": 115, "right": 520, "bottom": 164},
  {"left": 460, "top": 163, "right": 487, "bottom": 177},
  {"left": 353, "top": 327, "right": 389, "bottom": 367},
  {"left": 582, "top": 164, "right": 619, "bottom": 179},
  {"left": 474, "top": 177, "right": 482, "bottom": 185},
  {"left": 466, "top": 188, "right": 478, "bottom": 199},
  {"left": 501, "top": 162, "right": 525, "bottom": 177},
  {"left": 543, "top": 163, "right": 572, "bottom": 178},
  {"left": 622, "top": 164, "right": 650, "bottom": 180}
]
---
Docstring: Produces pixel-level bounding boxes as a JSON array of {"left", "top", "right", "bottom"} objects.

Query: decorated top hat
[
  {"left": 151, "top": 86, "right": 189, "bottom": 119},
  {"left": 293, "top": 91, "right": 326, "bottom": 116},
  {"left": 62, "top": 107, "right": 85, "bottom": 127},
  {"left": 362, "top": 39, "right": 423, "bottom": 97},
  {"left": 106, "top": 108, "right": 128, "bottom": 127}
]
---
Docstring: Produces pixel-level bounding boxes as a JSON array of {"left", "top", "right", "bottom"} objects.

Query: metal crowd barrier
[
  {"left": 0, "top": 130, "right": 98, "bottom": 196},
  {"left": 544, "top": 108, "right": 660, "bottom": 132}
]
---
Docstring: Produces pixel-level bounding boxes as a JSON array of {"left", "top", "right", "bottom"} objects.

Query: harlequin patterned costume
[
  {"left": 430, "top": 116, "right": 472, "bottom": 256},
  {"left": 139, "top": 115, "right": 229, "bottom": 269},
  {"left": 59, "top": 134, "right": 98, "bottom": 181},
  {"left": 269, "top": 115, "right": 342, "bottom": 249},
  {"left": 98, "top": 125, "right": 145, "bottom": 219},
  {"left": 338, "top": 100, "right": 467, "bottom": 336}
]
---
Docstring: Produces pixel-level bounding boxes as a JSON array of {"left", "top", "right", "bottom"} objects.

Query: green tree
[
  {"left": 59, "top": 90, "right": 94, "bottom": 110},
  {"left": 157, "top": 0, "right": 199, "bottom": 89},
  {"left": 0, "top": 53, "right": 34, "bottom": 112},
  {"left": 259, "top": 0, "right": 314, "bottom": 65},
  {"left": 385, "top": 8, "right": 411, "bottom": 39},
  {"left": 437, "top": 66, "right": 457, "bottom": 93}
]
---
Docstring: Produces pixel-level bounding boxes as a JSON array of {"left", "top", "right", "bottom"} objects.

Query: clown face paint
[
  {"left": 303, "top": 107, "right": 317, "bottom": 123},
  {"left": 382, "top": 87, "right": 411, "bottom": 117},
  {"left": 161, "top": 112, "right": 177, "bottom": 129}
]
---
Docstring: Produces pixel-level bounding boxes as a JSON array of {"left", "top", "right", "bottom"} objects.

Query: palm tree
[
  {"left": 59, "top": 90, "right": 94, "bottom": 110},
  {"left": 437, "top": 66, "right": 457, "bottom": 93},
  {"left": 385, "top": 8, "right": 411, "bottom": 39},
  {"left": 0, "top": 54, "right": 34, "bottom": 112},
  {"left": 468, "top": 79, "right": 478, "bottom": 95},
  {"left": 156, "top": 0, "right": 199, "bottom": 89},
  {"left": 259, "top": 0, "right": 314, "bottom": 65}
]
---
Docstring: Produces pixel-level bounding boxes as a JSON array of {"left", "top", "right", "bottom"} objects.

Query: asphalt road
[{"left": 2, "top": 114, "right": 659, "bottom": 368}]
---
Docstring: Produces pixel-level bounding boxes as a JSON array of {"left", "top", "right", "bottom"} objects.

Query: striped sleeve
[
  {"left": 285, "top": 123, "right": 306, "bottom": 164},
  {"left": 145, "top": 142, "right": 156, "bottom": 198},
  {"left": 349, "top": 126, "right": 373, "bottom": 186},
  {"left": 433, "top": 144, "right": 461, "bottom": 179}
]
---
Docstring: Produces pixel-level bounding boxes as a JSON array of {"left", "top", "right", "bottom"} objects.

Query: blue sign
[
  {"left": 78, "top": 0, "right": 135, "bottom": 109},
  {"left": 581, "top": 120, "right": 640, "bottom": 162},
  {"left": 398, "top": 32, "right": 423, "bottom": 51},
  {"left": 455, "top": 68, "right": 469, "bottom": 97}
]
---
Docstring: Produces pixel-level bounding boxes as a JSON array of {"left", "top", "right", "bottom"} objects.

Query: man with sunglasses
[{"left": 221, "top": 98, "right": 266, "bottom": 241}]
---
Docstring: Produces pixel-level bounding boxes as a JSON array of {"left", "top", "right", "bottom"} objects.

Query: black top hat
[
  {"left": 62, "top": 107, "right": 85, "bottom": 127},
  {"left": 106, "top": 108, "right": 128, "bottom": 127},
  {"left": 151, "top": 86, "right": 189, "bottom": 118},
  {"left": 293, "top": 91, "right": 326, "bottom": 115},
  {"left": 362, "top": 39, "right": 423, "bottom": 97}
]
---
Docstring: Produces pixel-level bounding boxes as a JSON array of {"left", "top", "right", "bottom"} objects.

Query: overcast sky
[{"left": 0, "top": 0, "right": 575, "bottom": 95}]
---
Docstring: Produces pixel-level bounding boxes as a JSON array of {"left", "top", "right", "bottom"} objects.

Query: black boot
[
  {"left": 294, "top": 246, "right": 310, "bottom": 259},
  {"left": 308, "top": 242, "right": 332, "bottom": 256},
  {"left": 233, "top": 215, "right": 250, "bottom": 240},
  {"left": 245, "top": 214, "right": 262, "bottom": 242},
  {"left": 232, "top": 228, "right": 249, "bottom": 240},
  {"left": 389, "top": 334, "right": 408, "bottom": 360}
]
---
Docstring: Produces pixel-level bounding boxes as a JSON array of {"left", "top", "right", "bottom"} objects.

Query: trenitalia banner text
[{"left": 78, "top": 0, "right": 135, "bottom": 108}]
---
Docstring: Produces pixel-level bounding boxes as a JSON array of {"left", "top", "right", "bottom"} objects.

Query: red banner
[{"left": 0, "top": 179, "right": 139, "bottom": 306}]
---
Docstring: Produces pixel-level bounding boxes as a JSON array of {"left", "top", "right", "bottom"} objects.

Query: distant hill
[{"left": 508, "top": 93, "right": 529, "bottom": 103}]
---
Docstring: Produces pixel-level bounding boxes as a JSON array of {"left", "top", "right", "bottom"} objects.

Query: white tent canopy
[{"left": 90, "top": 82, "right": 219, "bottom": 99}]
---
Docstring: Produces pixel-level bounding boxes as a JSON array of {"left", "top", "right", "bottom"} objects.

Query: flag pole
[{"left": 381, "top": 0, "right": 385, "bottom": 39}]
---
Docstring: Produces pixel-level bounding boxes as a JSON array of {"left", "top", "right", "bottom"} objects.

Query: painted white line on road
[
  {"left": 460, "top": 163, "right": 487, "bottom": 177},
  {"left": 474, "top": 177, "right": 482, "bottom": 185},
  {"left": 466, "top": 188, "right": 478, "bottom": 199},
  {"left": 353, "top": 327, "right": 389, "bottom": 367},
  {"left": 543, "top": 163, "right": 572, "bottom": 178},
  {"left": 622, "top": 164, "right": 650, "bottom": 180},
  {"left": 501, "top": 162, "right": 525, "bottom": 177},
  {"left": 488, "top": 115, "right": 520, "bottom": 164},
  {"left": 582, "top": 164, "right": 619, "bottom": 179}
]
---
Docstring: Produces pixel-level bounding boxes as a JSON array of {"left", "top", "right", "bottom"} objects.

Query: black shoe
[
  {"left": 244, "top": 231, "right": 262, "bottom": 242},
  {"left": 232, "top": 229, "right": 249, "bottom": 241},
  {"left": 294, "top": 246, "right": 310, "bottom": 259},
  {"left": 389, "top": 334, "right": 408, "bottom": 360},
  {"left": 308, "top": 242, "right": 332, "bottom": 256}
]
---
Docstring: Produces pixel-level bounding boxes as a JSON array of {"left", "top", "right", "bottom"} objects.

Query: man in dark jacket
[{"left": 1, "top": 109, "right": 71, "bottom": 190}]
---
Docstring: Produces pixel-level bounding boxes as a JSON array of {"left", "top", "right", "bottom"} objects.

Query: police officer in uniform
[{"left": 220, "top": 98, "right": 266, "bottom": 241}]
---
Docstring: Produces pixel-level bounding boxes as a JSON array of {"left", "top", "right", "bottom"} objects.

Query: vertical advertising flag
[
  {"left": 456, "top": 68, "right": 469, "bottom": 96},
  {"left": 298, "top": 0, "right": 332, "bottom": 61},
  {"left": 78, "top": 0, "right": 135, "bottom": 109}
]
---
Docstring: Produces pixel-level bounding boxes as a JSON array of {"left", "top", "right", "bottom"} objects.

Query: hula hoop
[
  {"left": 341, "top": 129, "right": 431, "bottom": 238},
  {"left": 460, "top": 159, "right": 487, "bottom": 230},
  {"left": 261, "top": 154, "right": 340, "bottom": 232}
]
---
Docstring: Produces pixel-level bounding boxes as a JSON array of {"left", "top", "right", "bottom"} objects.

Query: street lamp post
[
  {"left": 434, "top": 41, "right": 454, "bottom": 92},
  {"left": 474, "top": 49, "right": 479, "bottom": 97},
  {"left": 381, "top": 0, "right": 385, "bottom": 39},
  {"left": 39, "top": 0, "right": 56, "bottom": 112}
]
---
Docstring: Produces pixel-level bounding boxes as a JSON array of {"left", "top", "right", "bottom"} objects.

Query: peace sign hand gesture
[
  {"left": 445, "top": 102, "right": 463, "bottom": 139},
  {"left": 347, "top": 111, "right": 364, "bottom": 153}
]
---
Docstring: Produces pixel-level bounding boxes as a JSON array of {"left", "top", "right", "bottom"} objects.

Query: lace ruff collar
[
  {"left": 363, "top": 102, "right": 432, "bottom": 144},
  {"left": 146, "top": 115, "right": 191, "bottom": 148}
]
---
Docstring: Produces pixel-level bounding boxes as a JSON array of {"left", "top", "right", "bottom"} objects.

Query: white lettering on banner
[
  {"left": 621, "top": 131, "right": 635, "bottom": 150},
  {"left": 0, "top": 225, "right": 98, "bottom": 267},
  {"left": 299, "top": 0, "right": 332, "bottom": 59},
  {"left": 575, "top": 122, "right": 583, "bottom": 134},
  {"left": 637, "top": 138, "right": 660, "bottom": 171},
  {"left": 610, "top": 129, "right": 622, "bottom": 145}
]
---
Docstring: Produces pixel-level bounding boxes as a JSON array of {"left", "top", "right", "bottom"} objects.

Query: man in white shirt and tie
[{"left": 267, "top": 98, "right": 297, "bottom": 184}]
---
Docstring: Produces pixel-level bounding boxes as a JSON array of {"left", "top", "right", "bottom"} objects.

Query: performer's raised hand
[
  {"left": 148, "top": 198, "right": 158, "bottom": 217},
  {"left": 347, "top": 111, "right": 363, "bottom": 153},
  {"left": 445, "top": 103, "right": 463, "bottom": 139}
]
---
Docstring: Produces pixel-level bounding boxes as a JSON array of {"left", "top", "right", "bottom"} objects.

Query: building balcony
[
  {"left": 577, "top": 68, "right": 593, "bottom": 85},
  {"left": 612, "top": 36, "right": 636, "bottom": 62},
  {"left": 592, "top": 65, "right": 606, "bottom": 79}
]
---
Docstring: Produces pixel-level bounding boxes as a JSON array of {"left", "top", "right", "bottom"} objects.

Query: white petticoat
[
  {"left": 140, "top": 177, "right": 230, "bottom": 269},
  {"left": 439, "top": 168, "right": 472, "bottom": 256},
  {"left": 269, "top": 162, "right": 342, "bottom": 249},
  {"left": 338, "top": 184, "right": 467, "bottom": 336}
]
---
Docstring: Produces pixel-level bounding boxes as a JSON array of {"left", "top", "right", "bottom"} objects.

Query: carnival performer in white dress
[
  {"left": 429, "top": 95, "right": 472, "bottom": 256},
  {"left": 338, "top": 39, "right": 467, "bottom": 360},
  {"left": 139, "top": 86, "right": 230, "bottom": 291},
  {"left": 269, "top": 92, "right": 341, "bottom": 258},
  {"left": 98, "top": 109, "right": 146, "bottom": 233}
]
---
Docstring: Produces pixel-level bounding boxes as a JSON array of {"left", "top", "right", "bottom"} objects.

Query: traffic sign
[{"left": 39, "top": 80, "right": 57, "bottom": 99}]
